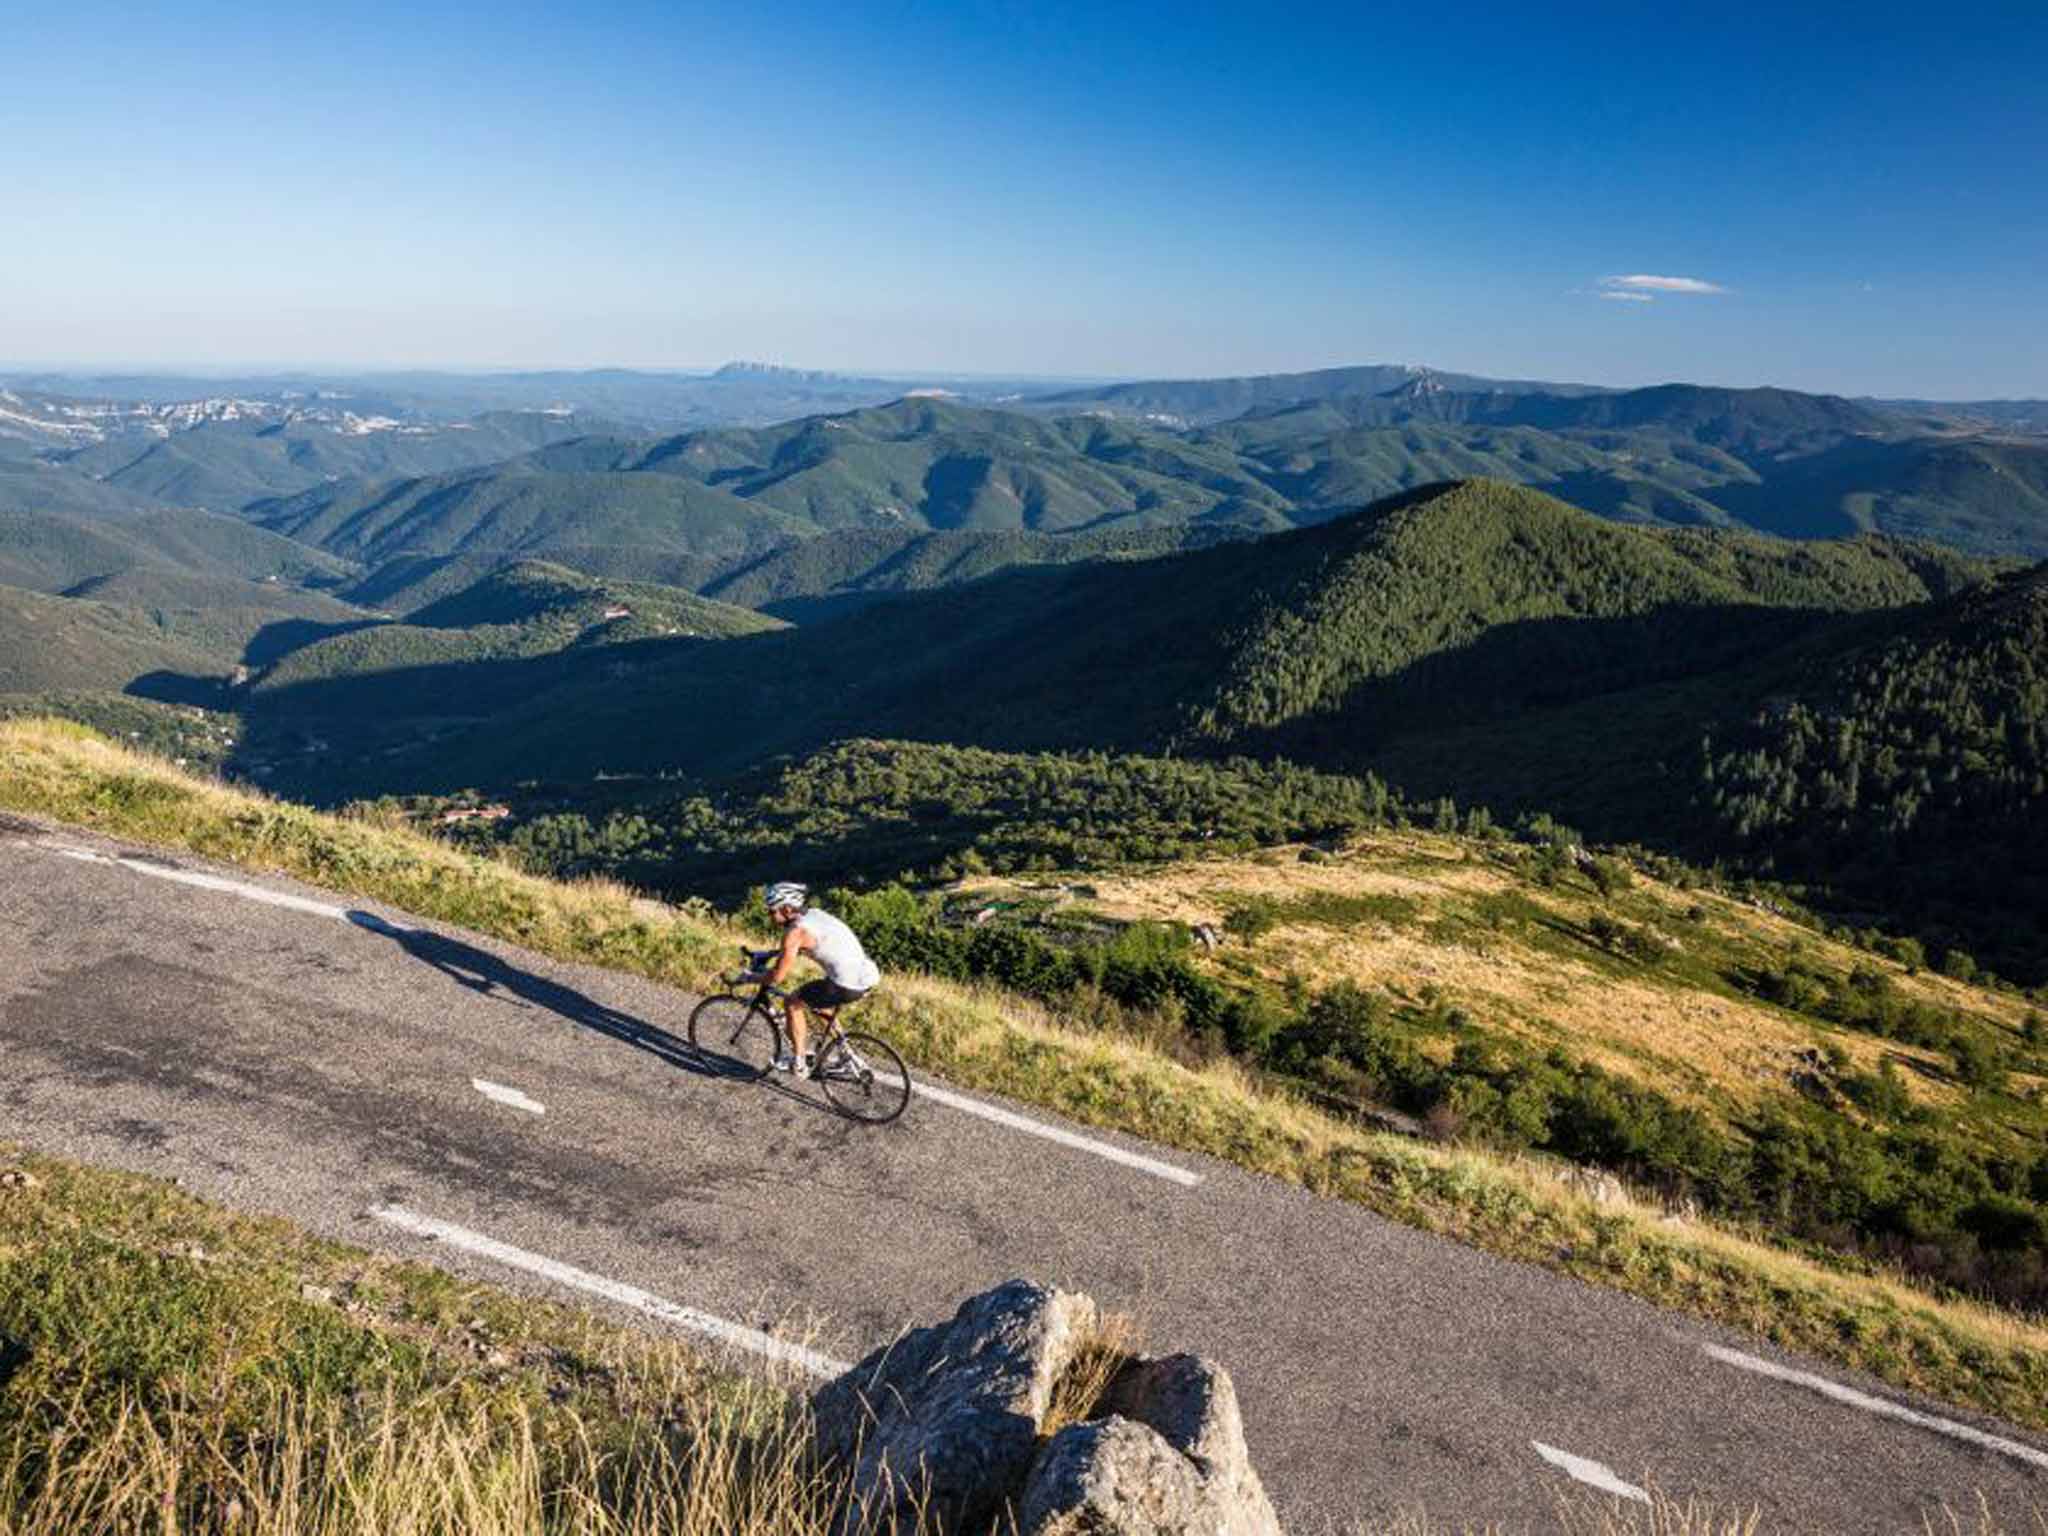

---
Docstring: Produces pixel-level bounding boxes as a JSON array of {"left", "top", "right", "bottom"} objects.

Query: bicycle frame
[{"left": 728, "top": 967, "right": 854, "bottom": 1061}]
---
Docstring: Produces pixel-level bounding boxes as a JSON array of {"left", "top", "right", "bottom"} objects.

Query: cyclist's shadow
[{"left": 346, "top": 909, "right": 827, "bottom": 1112}]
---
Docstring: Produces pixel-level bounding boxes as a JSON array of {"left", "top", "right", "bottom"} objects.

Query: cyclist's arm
[{"left": 766, "top": 924, "right": 810, "bottom": 987}]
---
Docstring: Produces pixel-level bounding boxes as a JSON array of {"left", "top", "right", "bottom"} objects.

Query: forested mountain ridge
[
  {"left": 1181, "top": 480, "right": 1990, "bottom": 748},
  {"left": 246, "top": 481, "right": 1997, "bottom": 788},
  {"left": 1696, "top": 561, "right": 2048, "bottom": 979},
  {"left": 0, "top": 504, "right": 354, "bottom": 597}
]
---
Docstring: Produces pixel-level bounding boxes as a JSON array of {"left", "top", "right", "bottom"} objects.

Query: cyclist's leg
[{"left": 785, "top": 996, "right": 813, "bottom": 1061}]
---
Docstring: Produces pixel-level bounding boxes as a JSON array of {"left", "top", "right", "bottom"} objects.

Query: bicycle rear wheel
[
  {"left": 815, "top": 1030, "right": 912, "bottom": 1124},
  {"left": 688, "top": 993, "right": 779, "bottom": 1079}
]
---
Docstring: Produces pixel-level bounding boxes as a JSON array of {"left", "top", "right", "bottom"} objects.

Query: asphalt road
[{"left": 2, "top": 813, "right": 2044, "bottom": 1531}]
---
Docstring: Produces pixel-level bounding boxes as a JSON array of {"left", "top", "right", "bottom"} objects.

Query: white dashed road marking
[
  {"left": 371, "top": 1205, "right": 847, "bottom": 1376},
  {"left": 1531, "top": 1442, "right": 1651, "bottom": 1503},
  {"left": 1703, "top": 1344, "right": 2048, "bottom": 1471},
  {"left": 472, "top": 1079, "right": 546, "bottom": 1115},
  {"left": 913, "top": 1080, "right": 1203, "bottom": 1187}
]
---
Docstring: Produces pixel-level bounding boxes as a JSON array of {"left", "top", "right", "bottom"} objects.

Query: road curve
[{"left": 2, "top": 814, "right": 2043, "bottom": 1530}]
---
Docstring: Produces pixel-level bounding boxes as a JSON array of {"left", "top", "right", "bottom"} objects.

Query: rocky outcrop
[
  {"left": 812, "top": 1279, "right": 1099, "bottom": 1535},
  {"left": 812, "top": 1280, "right": 1280, "bottom": 1536}
]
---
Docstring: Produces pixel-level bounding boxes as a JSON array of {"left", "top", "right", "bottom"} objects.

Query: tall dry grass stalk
[
  {"left": 1041, "top": 1310, "right": 1142, "bottom": 1440},
  {"left": 0, "top": 1371, "right": 857, "bottom": 1536}
]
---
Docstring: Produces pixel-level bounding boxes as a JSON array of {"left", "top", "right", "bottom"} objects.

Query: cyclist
[{"left": 758, "top": 881, "right": 880, "bottom": 1075}]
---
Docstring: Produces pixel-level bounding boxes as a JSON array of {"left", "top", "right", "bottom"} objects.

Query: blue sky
[{"left": 5, "top": 0, "right": 2044, "bottom": 395}]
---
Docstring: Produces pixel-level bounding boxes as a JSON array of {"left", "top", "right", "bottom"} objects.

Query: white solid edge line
[
  {"left": 912, "top": 1079, "right": 1203, "bottom": 1187},
  {"left": 48, "top": 844, "right": 351, "bottom": 921},
  {"left": 371, "top": 1205, "right": 847, "bottom": 1377},
  {"left": 1703, "top": 1343, "right": 2048, "bottom": 1471},
  {"left": 1531, "top": 1442, "right": 1651, "bottom": 1504},
  {"left": 472, "top": 1079, "right": 546, "bottom": 1115}
]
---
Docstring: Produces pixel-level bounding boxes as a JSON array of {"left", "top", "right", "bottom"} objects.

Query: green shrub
[{"left": 1223, "top": 898, "right": 1280, "bottom": 943}]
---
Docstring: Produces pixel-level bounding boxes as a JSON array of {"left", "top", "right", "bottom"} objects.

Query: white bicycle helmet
[{"left": 763, "top": 880, "right": 809, "bottom": 912}]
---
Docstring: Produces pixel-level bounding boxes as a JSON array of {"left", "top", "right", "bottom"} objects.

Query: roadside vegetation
[
  {"left": 2, "top": 717, "right": 2046, "bottom": 1439},
  {"left": 0, "top": 1145, "right": 840, "bottom": 1535}
]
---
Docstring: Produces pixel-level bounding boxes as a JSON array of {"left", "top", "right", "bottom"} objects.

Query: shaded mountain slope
[
  {"left": 698, "top": 522, "right": 1239, "bottom": 620},
  {"left": 1694, "top": 561, "right": 2048, "bottom": 978}
]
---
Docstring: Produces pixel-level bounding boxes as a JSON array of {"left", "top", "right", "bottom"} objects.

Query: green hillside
[
  {"left": 700, "top": 522, "right": 1235, "bottom": 618},
  {"left": 0, "top": 583, "right": 233, "bottom": 700},
  {"left": 57, "top": 569, "right": 376, "bottom": 664},
  {"left": 246, "top": 562, "right": 782, "bottom": 716},
  {"left": 1180, "top": 480, "right": 1990, "bottom": 747},
  {"left": 0, "top": 458, "right": 173, "bottom": 520},
  {"left": 631, "top": 398, "right": 1293, "bottom": 532},
  {"left": 0, "top": 505, "right": 354, "bottom": 596},
  {"left": 1708, "top": 436, "right": 2048, "bottom": 549},
  {"left": 403, "top": 559, "right": 783, "bottom": 640}
]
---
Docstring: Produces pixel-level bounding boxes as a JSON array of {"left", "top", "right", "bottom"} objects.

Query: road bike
[{"left": 687, "top": 948, "right": 913, "bottom": 1124}]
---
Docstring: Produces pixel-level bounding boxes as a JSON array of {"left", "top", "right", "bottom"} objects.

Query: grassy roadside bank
[
  {"left": 0, "top": 1144, "right": 827, "bottom": 1534},
  {"left": 2, "top": 717, "right": 2045, "bottom": 1439}
]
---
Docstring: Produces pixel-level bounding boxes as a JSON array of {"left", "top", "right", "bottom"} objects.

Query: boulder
[
  {"left": 813, "top": 1281, "right": 1281, "bottom": 1536},
  {"left": 1018, "top": 1417, "right": 1209, "bottom": 1536},
  {"left": 1021, "top": 1354, "right": 1281, "bottom": 1536},
  {"left": 812, "top": 1279, "right": 1097, "bottom": 1535}
]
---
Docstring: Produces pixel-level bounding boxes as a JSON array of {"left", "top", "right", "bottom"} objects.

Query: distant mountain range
[
  {"left": 0, "top": 364, "right": 1090, "bottom": 437},
  {"left": 1026, "top": 363, "right": 1614, "bottom": 427},
  {"left": 218, "top": 385, "right": 2048, "bottom": 597}
]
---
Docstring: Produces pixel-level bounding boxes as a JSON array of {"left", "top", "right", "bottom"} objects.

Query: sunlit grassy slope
[{"left": 956, "top": 830, "right": 2043, "bottom": 1129}]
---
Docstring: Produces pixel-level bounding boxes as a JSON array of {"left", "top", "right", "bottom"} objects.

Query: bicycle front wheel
[
  {"left": 688, "top": 994, "right": 779, "bottom": 1079},
  {"left": 816, "top": 1031, "right": 912, "bottom": 1124}
]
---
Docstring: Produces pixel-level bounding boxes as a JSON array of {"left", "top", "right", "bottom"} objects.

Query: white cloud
[
  {"left": 1599, "top": 290, "right": 1656, "bottom": 303},
  {"left": 1601, "top": 273, "right": 1726, "bottom": 295}
]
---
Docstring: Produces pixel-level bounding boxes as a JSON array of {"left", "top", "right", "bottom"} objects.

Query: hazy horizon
[{"left": 3, "top": 355, "right": 2038, "bottom": 405}]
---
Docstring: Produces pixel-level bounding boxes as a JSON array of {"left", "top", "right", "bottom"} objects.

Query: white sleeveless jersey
[{"left": 796, "top": 908, "right": 880, "bottom": 991}]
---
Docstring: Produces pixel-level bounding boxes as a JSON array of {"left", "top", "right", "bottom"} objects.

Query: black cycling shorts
[{"left": 796, "top": 978, "right": 870, "bottom": 1012}]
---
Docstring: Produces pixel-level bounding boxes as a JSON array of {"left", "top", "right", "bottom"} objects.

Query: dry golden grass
[
  {"left": 0, "top": 1376, "right": 847, "bottom": 1536},
  {"left": 959, "top": 824, "right": 2024, "bottom": 1119}
]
